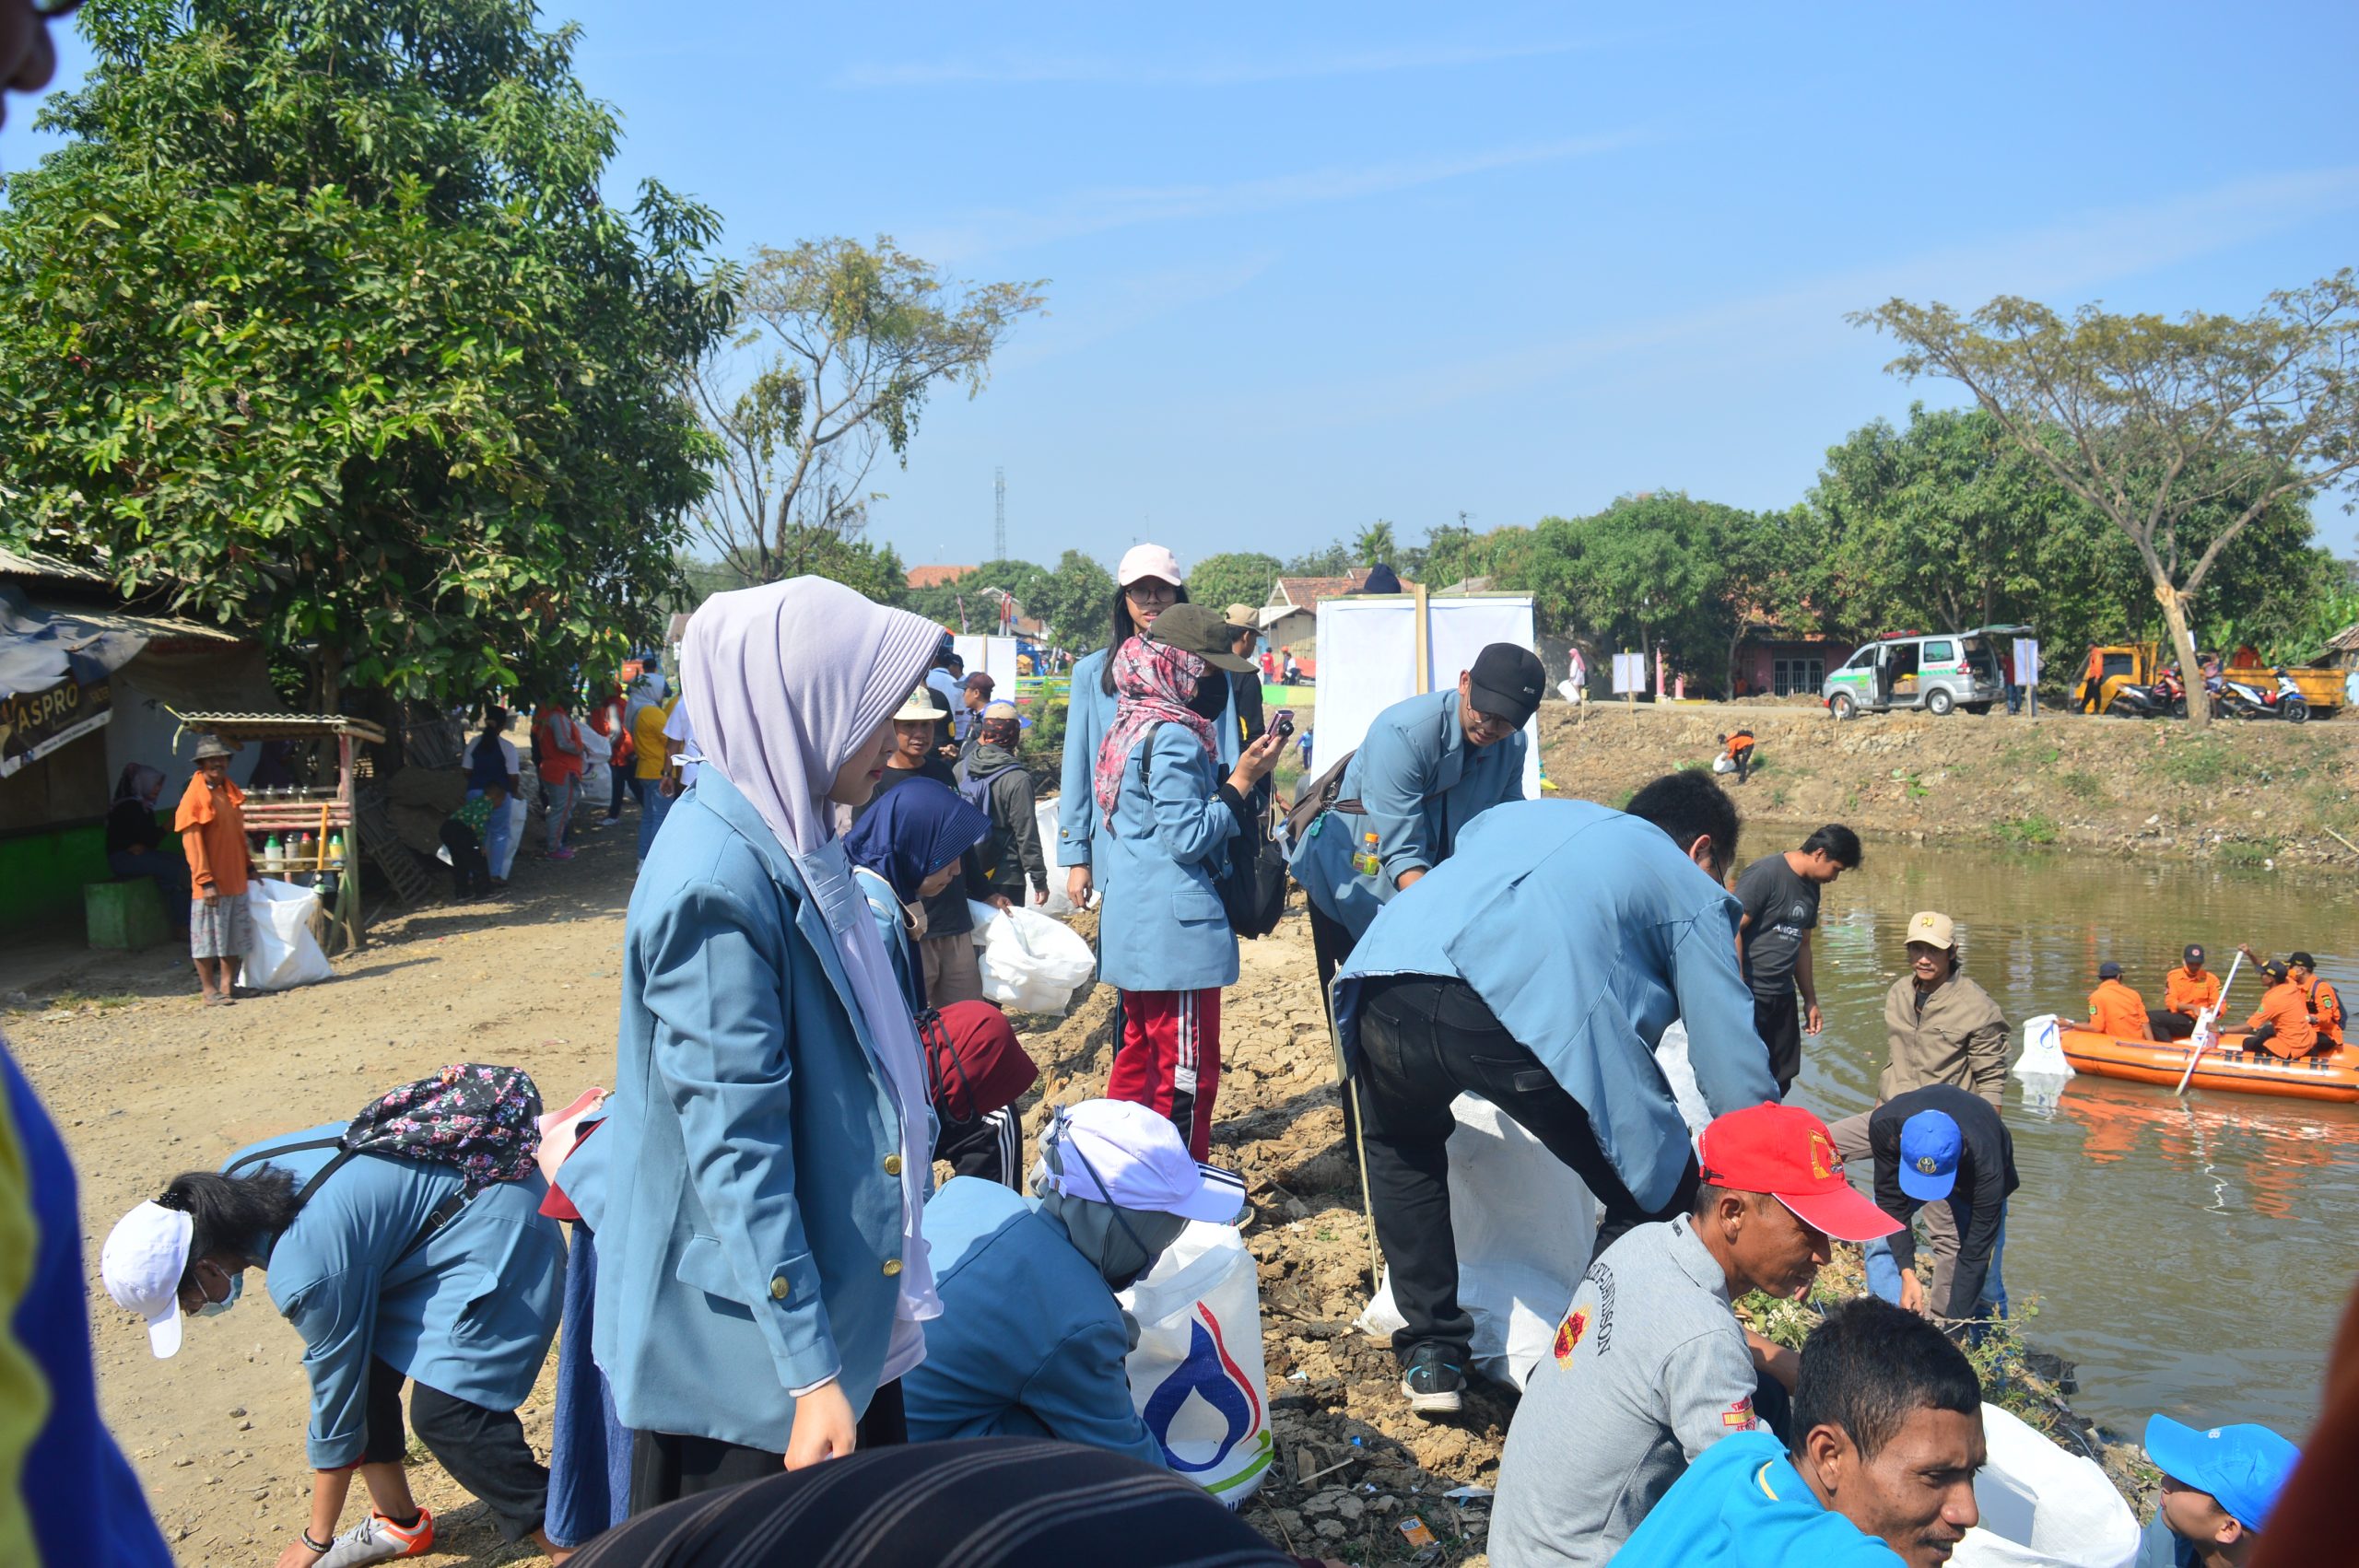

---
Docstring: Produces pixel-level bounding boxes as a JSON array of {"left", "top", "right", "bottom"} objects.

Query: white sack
[
  {"left": 1711, "top": 754, "right": 1736, "bottom": 774},
  {"left": 2014, "top": 1014, "right": 2074, "bottom": 1079},
  {"left": 1117, "top": 1222, "right": 1274, "bottom": 1504},
  {"left": 1357, "top": 1096, "right": 1600, "bottom": 1388},
  {"left": 1036, "top": 798, "right": 1078, "bottom": 917},
  {"left": 967, "top": 900, "right": 1097, "bottom": 1017},
  {"left": 246, "top": 877, "right": 332, "bottom": 990},
  {"left": 1951, "top": 1403, "right": 2140, "bottom": 1568}
]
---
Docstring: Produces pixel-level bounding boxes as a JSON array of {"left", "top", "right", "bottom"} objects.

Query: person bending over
[
  {"left": 902, "top": 1100, "right": 1245, "bottom": 1460},
  {"left": 1613, "top": 1296, "right": 1986, "bottom": 1567},
  {"left": 1331, "top": 773, "right": 1780, "bottom": 1417},
  {"left": 1490, "top": 1104, "right": 1901, "bottom": 1567}
]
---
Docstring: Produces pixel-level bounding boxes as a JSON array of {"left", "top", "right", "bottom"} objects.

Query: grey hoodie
[{"left": 964, "top": 743, "right": 1049, "bottom": 901}]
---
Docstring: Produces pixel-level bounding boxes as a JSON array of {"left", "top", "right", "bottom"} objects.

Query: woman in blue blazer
[
  {"left": 1056, "top": 544, "right": 1241, "bottom": 911},
  {"left": 1092, "top": 603, "right": 1285, "bottom": 1157},
  {"left": 593, "top": 578, "right": 951, "bottom": 1506},
  {"left": 843, "top": 774, "right": 992, "bottom": 1014},
  {"left": 105, "top": 1126, "right": 563, "bottom": 1565}
]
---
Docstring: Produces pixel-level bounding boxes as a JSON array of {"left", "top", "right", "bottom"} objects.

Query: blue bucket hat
[{"left": 1896, "top": 1109, "right": 1962, "bottom": 1202}]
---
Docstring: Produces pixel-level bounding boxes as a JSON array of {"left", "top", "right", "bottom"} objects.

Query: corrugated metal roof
[
  {"left": 56, "top": 603, "right": 247, "bottom": 646},
  {"left": 177, "top": 712, "right": 388, "bottom": 742},
  {"left": 0, "top": 544, "right": 110, "bottom": 586}
]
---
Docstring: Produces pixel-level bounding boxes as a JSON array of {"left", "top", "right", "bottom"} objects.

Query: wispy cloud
[
  {"left": 838, "top": 38, "right": 1590, "bottom": 89},
  {"left": 1250, "top": 166, "right": 2359, "bottom": 430},
  {"left": 910, "top": 129, "right": 1650, "bottom": 261}
]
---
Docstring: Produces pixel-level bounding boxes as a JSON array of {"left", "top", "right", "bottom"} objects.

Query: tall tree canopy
[
  {"left": 0, "top": 0, "right": 731, "bottom": 706},
  {"left": 1183, "top": 552, "right": 1282, "bottom": 619},
  {"left": 1854, "top": 275, "right": 2359, "bottom": 724}
]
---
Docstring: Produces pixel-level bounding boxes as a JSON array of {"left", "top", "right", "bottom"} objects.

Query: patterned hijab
[{"left": 1093, "top": 635, "right": 1215, "bottom": 823}]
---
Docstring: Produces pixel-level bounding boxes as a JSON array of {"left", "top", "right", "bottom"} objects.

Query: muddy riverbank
[{"left": 1537, "top": 701, "right": 2359, "bottom": 870}]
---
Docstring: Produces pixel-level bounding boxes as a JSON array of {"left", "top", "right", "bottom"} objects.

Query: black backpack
[{"left": 1137, "top": 728, "right": 1289, "bottom": 940}]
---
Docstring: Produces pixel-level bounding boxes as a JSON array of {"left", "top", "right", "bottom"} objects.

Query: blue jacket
[
  {"left": 853, "top": 865, "right": 922, "bottom": 1014},
  {"left": 1095, "top": 724, "right": 1243, "bottom": 992},
  {"left": 1337, "top": 801, "right": 1778, "bottom": 1210},
  {"left": 226, "top": 1124, "right": 562, "bottom": 1469},
  {"left": 1288, "top": 688, "right": 1526, "bottom": 939},
  {"left": 593, "top": 768, "right": 916, "bottom": 1450},
  {"left": 901, "top": 1179, "right": 1161, "bottom": 1466},
  {"left": 1057, "top": 647, "right": 1239, "bottom": 873},
  {"left": 1614, "top": 1431, "right": 1905, "bottom": 1567}
]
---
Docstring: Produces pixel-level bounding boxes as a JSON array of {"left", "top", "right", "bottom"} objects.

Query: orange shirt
[
  {"left": 2087, "top": 979, "right": 2150, "bottom": 1040},
  {"left": 2247, "top": 981, "right": 2318, "bottom": 1058},
  {"left": 2311, "top": 980, "right": 2346, "bottom": 1047},
  {"left": 2163, "top": 965, "right": 2220, "bottom": 1016},
  {"left": 1724, "top": 731, "right": 1755, "bottom": 759},
  {"left": 172, "top": 773, "right": 252, "bottom": 896}
]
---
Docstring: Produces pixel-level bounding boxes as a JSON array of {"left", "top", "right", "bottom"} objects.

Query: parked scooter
[
  {"left": 2218, "top": 668, "right": 2311, "bottom": 723},
  {"left": 2102, "top": 680, "right": 2173, "bottom": 720}
]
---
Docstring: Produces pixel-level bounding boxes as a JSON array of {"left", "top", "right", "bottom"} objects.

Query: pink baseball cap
[{"left": 1116, "top": 544, "right": 1183, "bottom": 588}]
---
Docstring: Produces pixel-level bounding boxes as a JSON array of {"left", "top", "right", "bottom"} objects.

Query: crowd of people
[{"left": 0, "top": 547, "right": 2331, "bottom": 1568}]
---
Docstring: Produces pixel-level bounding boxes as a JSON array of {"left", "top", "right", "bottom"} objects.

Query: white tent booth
[{"left": 1309, "top": 591, "right": 1543, "bottom": 798}]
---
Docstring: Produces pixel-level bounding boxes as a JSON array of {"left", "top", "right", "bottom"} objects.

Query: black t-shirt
[
  {"left": 106, "top": 798, "right": 163, "bottom": 857},
  {"left": 1228, "top": 668, "right": 1266, "bottom": 747},
  {"left": 1734, "top": 852, "right": 1819, "bottom": 996}
]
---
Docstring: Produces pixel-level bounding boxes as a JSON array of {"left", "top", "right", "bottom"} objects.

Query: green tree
[
  {"left": 1352, "top": 520, "right": 1400, "bottom": 568},
  {"left": 1854, "top": 275, "right": 2359, "bottom": 725},
  {"left": 1283, "top": 540, "right": 1354, "bottom": 577},
  {"left": 1023, "top": 550, "right": 1117, "bottom": 652},
  {"left": 1183, "top": 551, "right": 1282, "bottom": 618},
  {"left": 0, "top": 0, "right": 731, "bottom": 708},
  {"left": 901, "top": 558, "right": 1039, "bottom": 631},
  {"left": 689, "top": 236, "right": 1045, "bottom": 586}
]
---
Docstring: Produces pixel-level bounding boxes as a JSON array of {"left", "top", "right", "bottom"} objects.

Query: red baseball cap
[{"left": 1697, "top": 1104, "right": 1901, "bottom": 1242}]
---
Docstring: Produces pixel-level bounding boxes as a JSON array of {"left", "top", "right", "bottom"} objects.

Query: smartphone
[{"left": 1272, "top": 709, "right": 1296, "bottom": 740}]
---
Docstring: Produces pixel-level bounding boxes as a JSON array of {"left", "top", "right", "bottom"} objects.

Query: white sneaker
[{"left": 313, "top": 1508, "right": 434, "bottom": 1566}]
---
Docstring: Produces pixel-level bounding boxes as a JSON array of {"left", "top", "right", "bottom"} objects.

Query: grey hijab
[{"left": 1039, "top": 1187, "right": 1187, "bottom": 1293}]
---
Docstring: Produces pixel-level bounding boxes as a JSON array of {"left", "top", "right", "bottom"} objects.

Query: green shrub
[
  {"left": 1994, "top": 814, "right": 2060, "bottom": 845},
  {"left": 2057, "top": 768, "right": 2111, "bottom": 802}
]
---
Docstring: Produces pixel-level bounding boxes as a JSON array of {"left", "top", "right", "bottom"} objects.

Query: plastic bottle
[
  {"left": 324, "top": 831, "right": 345, "bottom": 869},
  {"left": 262, "top": 835, "right": 283, "bottom": 874},
  {"left": 1354, "top": 830, "right": 1381, "bottom": 878},
  {"left": 297, "top": 831, "right": 316, "bottom": 871}
]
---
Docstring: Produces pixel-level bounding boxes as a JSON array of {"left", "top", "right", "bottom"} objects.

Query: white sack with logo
[{"left": 1117, "top": 1222, "right": 1273, "bottom": 1504}]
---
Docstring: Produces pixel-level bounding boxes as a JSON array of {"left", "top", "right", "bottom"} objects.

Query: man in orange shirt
[
  {"left": 2290, "top": 952, "right": 2345, "bottom": 1052},
  {"left": 173, "top": 738, "right": 254, "bottom": 1006},
  {"left": 1715, "top": 730, "right": 1757, "bottom": 784},
  {"left": 2242, "top": 961, "right": 2318, "bottom": 1059},
  {"left": 2084, "top": 962, "right": 2151, "bottom": 1041},
  {"left": 2147, "top": 943, "right": 2219, "bottom": 1040}
]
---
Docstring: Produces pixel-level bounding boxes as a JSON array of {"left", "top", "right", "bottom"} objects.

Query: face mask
[
  {"left": 1186, "top": 678, "right": 1226, "bottom": 721},
  {"left": 194, "top": 1265, "right": 243, "bottom": 1317}
]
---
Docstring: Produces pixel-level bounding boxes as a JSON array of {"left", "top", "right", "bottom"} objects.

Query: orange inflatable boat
[{"left": 2059, "top": 1028, "right": 2359, "bottom": 1104}]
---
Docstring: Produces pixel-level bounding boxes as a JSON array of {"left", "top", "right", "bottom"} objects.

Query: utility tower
[{"left": 993, "top": 467, "right": 1006, "bottom": 562}]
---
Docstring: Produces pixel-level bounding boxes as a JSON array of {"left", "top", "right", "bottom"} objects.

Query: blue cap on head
[
  {"left": 1896, "top": 1110, "right": 1962, "bottom": 1201},
  {"left": 2098, "top": 960, "right": 2122, "bottom": 979},
  {"left": 2143, "top": 1415, "right": 2300, "bottom": 1531}
]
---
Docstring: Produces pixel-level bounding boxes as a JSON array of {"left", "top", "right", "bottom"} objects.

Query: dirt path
[{"left": 9, "top": 802, "right": 1508, "bottom": 1565}]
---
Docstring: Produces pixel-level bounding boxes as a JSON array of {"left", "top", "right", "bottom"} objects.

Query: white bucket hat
[
  {"left": 894, "top": 686, "right": 948, "bottom": 721},
  {"left": 1035, "top": 1099, "right": 1245, "bottom": 1223},
  {"left": 100, "top": 1200, "right": 194, "bottom": 1358}
]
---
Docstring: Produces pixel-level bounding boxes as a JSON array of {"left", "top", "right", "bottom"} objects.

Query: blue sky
[{"left": 9, "top": 2, "right": 2357, "bottom": 565}]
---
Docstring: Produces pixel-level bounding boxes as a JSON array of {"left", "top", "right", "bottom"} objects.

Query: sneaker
[
  {"left": 1400, "top": 1342, "right": 1466, "bottom": 1416},
  {"left": 314, "top": 1508, "right": 434, "bottom": 1566}
]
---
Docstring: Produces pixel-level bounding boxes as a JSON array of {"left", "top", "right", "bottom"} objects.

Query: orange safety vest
[{"left": 2163, "top": 965, "right": 2220, "bottom": 1016}]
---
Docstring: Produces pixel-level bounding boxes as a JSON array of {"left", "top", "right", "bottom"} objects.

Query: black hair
[
  {"left": 1789, "top": 1296, "right": 1980, "bottom": 1462},
  {"left": 479, "top": 706, "right": 508, "bottom": 733},
  {"left": 1099, "top": 581, "right": 1192, "bottom": 696},
  {"left": 1802, "top": 824, "right": 1864, "bottom": 869},
  {"left": 1625, "top": 771, "right": 1740, "bottom": 872},
  {"left": 157, "top": 1167, "right": 303, "bottom": 1286}
]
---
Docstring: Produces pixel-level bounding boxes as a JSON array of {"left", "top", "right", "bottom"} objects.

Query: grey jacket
[{"left": 964, "top": 743, "right": 1048, "bottom": 900}]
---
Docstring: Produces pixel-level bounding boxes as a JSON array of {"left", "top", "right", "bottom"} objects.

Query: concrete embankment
[{"left": 1538, "top": 701, "right": 2359, "bottom": 871}]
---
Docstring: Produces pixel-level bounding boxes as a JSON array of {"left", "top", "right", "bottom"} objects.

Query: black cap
[
  {"left": 2098, "top": 961, "right": 2121, "bottom": 979},
  {"left": 2291, "top": 951, "right": 2316, "bottom": 969},
  {"left": 1467, "top": 643, "right": 1547, "bottom": 726},
  {"left": 2263, "top": 960, "right": 2290, "bottom": 981},
  {"left": 2184, "top": 943, "right": 2205, "bottom": 965},
  {"left": 1146, "top": 603, "right": 1258, "bottom": 673}
]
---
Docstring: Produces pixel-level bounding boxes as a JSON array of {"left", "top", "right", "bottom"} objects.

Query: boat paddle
[{"left": 2175, "top": 951, "right": 2244, "bottom": 1096}]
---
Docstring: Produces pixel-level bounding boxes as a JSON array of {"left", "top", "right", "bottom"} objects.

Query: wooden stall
[{"left": 175, "top": 712, "right": 383, "bottom": 954}]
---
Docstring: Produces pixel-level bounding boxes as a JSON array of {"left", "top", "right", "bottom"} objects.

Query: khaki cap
[
  {"left": 1224, "top": 603, "right": 1261, "bottom": 630},
  {"left": 1905, "top": 910, "right": 1956, "bottom": 950}
]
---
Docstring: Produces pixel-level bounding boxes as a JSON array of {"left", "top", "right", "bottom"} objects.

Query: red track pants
[{"left": 1109, "top": 988, "right": 1221, "bottom": 1159}]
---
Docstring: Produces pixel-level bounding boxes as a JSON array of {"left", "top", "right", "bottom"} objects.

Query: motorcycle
[
  {"left": 2154, "top": 666, "right": 2189, "bottom": 720},
  {"left": 2102, "top": 680, "right": 2172, "bottom": 720},
  {"left": 2218, "top": 668, "right": 2310, "bottom": 723}
]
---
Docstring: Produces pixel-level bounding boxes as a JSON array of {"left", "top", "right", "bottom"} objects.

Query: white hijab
[{"left": 679, "top": 577, "right": 946, "bottom": 1333}]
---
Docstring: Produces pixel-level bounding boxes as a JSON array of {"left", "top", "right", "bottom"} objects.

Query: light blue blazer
[
  {"left": 1095, "top": 724, "right": 1242, "bottom": 993},
  {"left": 228, "top": 1125, "right": 562, "bottom": 1469},
  {"left": 853, "top": 864, "right": 922, "bottom": 1014},
  {"left": 592, "top": 768, "right": 913, "bottom": 1449},
  {"left": 1335, "top": 801, "right": 1778, "bottom": 1210},
  {"left": 1057, "top": 647, "right": 1239, "bottom": 874},
  {"left": 1288, "top": 688, "right": 1526, "bottom": 939},
  {"left": 902, "top": 1178, "right": 1162, "bottom": 1466}
]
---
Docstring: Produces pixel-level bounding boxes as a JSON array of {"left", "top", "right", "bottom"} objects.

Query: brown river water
[{"left": 1790, "top": 839, "right": 2354, "bottom": 1438}]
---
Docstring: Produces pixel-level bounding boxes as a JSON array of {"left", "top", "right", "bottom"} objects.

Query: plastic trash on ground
[
  {"left": 966, "top": 900, "right": 1097, "bottom": 1017},
  {"left": 1118, "top": 1221, "right": 1273, "bottom": 1504},
  {"left": 245, "top": 877, "right": 333, "bottom": 990},
  {"left": 1951, "top": 1403, "right": 2139, "bottom": 1568}
]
